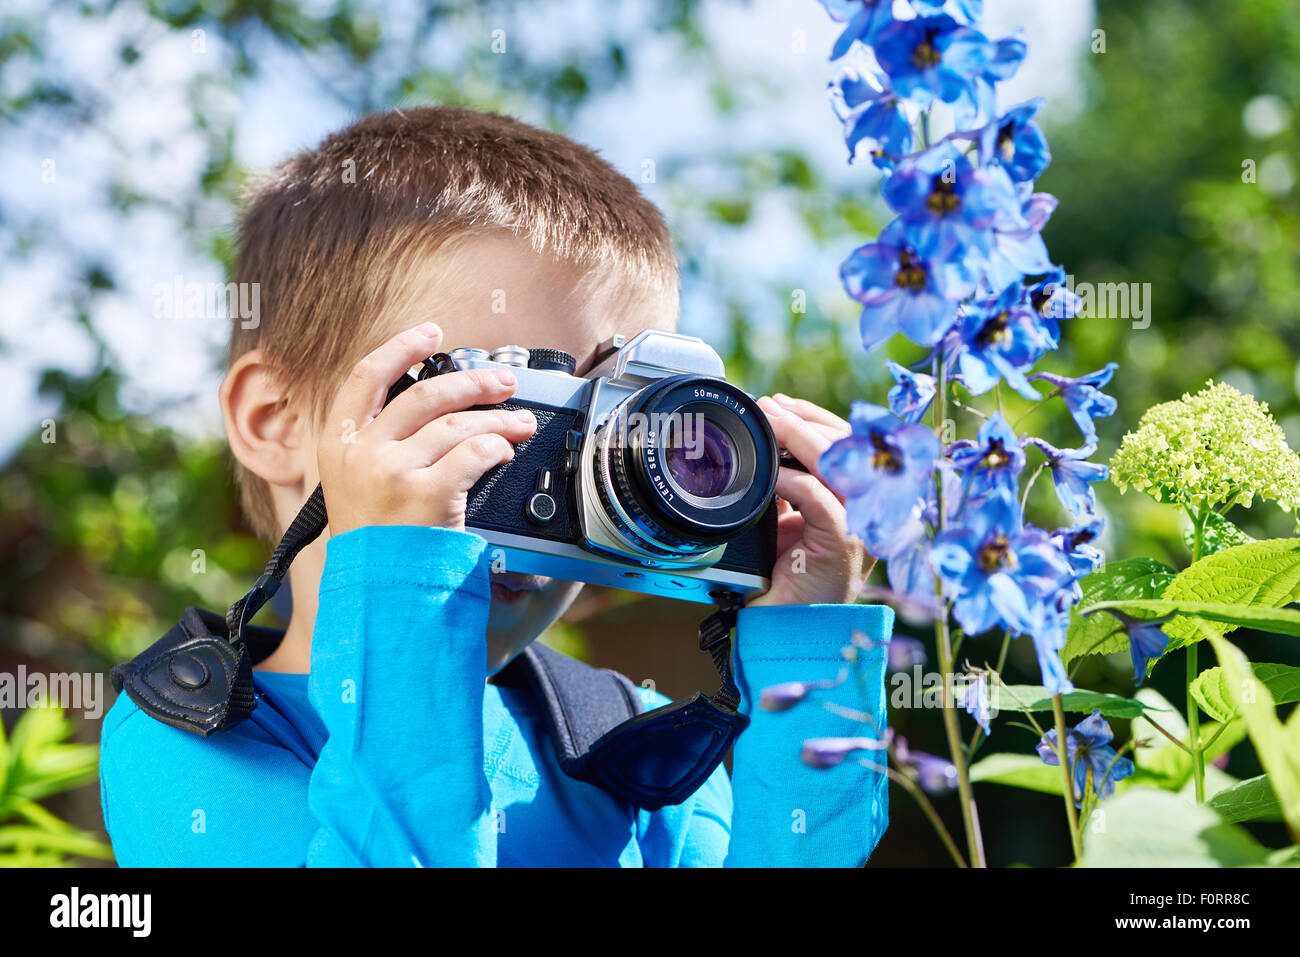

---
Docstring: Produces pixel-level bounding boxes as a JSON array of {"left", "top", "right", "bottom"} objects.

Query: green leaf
[
  {"left": 1160, "top": 539, "right": 1300, "bottom": 654},
  {"left": 1196, "top": 624, "right": 1300, "bottom": 839},
  {"left": 992, "top": 684, "right": 1155, "bottom": 720},
  {"left": 1190, "top": 662, "right": 1300, "bottom": 724},
  {"left": 1063, "top": 559, "right": 1176, "bottom": 665},
  {"left": 968, "top": 753, "right": 1062, "bottom": 795},
  {"left": 1182, "top": 511, "right": 1255, "bottom": 557},
  {"left": 1084, "top": 598, "right": 1300, "bottom": 638},
  {"left": 1206, "top": 775, "right": 1283, "bottom": 824},
  {"left": 1082, "top": 789, "right": 1271, "bottom": 867}
]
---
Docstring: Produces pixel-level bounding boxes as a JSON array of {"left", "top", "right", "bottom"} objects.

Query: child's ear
[{"left": 220, "top": 349, "right": 310, "bottom": 488}]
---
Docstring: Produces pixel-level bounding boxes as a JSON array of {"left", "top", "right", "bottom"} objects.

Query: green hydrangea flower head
[{"left": 1110, "top": 380, "right": 1300, "bottom": 512}]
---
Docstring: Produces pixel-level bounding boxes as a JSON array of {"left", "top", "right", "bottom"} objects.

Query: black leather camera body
[{"left": 388, "top": 330, "right": 782, "bottom": 604}]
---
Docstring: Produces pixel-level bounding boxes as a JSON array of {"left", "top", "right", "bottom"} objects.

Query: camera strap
[
  {"left": 111, "top": 481, "right": 750, "bottom": 809},
  {"left": 501, "top": 595, "right": 748, "bottom": 811}
]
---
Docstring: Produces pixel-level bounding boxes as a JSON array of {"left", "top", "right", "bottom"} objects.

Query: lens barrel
[{"left": 594, "top": 375, "right": 778, "bottom": 557}]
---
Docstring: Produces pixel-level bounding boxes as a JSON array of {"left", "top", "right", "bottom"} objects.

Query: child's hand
[
  {"left": 318, "top": 323, "right": 538, "bottom": 535},
  {"left": 747, "top": 394, "right": 872, "bottom": 608}
]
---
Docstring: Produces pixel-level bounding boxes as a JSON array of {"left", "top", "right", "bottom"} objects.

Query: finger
[
  {"left": 759, "top": 397, "right": 835, "bottom": 487},
  {"left": 400, "top": 407, "right": 537, "bottom": 467},
  {"left": 770, "top": 393, "right": 849, "bottom": 433},
  {"left": 425, "top": 432, "right": 518, "bottom": 496},
  {"left": 773, "top": 467, "right": 846, "bottom": 547},
  {"left": 373, "top": 368, "right": 520, "bottom": 441},
  {"left": 801, "top": 421, "right": 846, "bottom": 444},
  {"left": 329, "top": 323, "right": 444, "bottom": 432},
  {"left": 774, "top": 507, "right": 805, "bottom": 556}
]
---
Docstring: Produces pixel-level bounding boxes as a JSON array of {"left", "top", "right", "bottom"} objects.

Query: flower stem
[
  {"left": 884, "top": 765, "right": 967, "bottom": 868},
  {"left": 932, "top": 353, "right": 987, "bottom": 867},
  {"left": 1187, "top": 504, "right": 1208, "bottom": 803},
  {"left": 1051, "top": 694, "right": 1084, "bottom": 864},
  {"left": 935, "top": 610, "right": 986, "bottom": 867}
]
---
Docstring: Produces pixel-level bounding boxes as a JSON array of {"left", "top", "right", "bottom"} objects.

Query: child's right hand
[{"left": 318, "top": 322, "right": 538, "bottom": 535}]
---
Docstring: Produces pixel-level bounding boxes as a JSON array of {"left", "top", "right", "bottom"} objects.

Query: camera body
[{"left": 421, "top": 330, "right": 781, "bottom": 604}]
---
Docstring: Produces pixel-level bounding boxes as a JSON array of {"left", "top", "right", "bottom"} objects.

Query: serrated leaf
[
  {"left": 1197, "top": 624, "right": 1300, "bottom": 839},
  {"left": 1063, "top": 559, "right": 1176, "bottom": 665},
  {"left": 1082, "top": 789, "right": 1270, "bottom": 867},
  {"left": 1160, "top": 540, "right": 1300, "bottom": 655},
  {"left": 969, "top": 753, "right": 1062, "bottom": 795},
  {"left": 992, "top": 684, "right": 1154, "bottom": 720},
  {"left": 1190, "top": 662, "right": 1300, "bottom": 724},
  {"left": 1182, "top": 511, "right": 1255, "bottom": 557},
  {"left": 1206, "top": 775, "right": 1283, "bottom": 824}
]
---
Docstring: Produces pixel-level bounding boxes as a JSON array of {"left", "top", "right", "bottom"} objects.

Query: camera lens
[
  {"left": 665, "top": 416, "right": 736, "bottom": 499},
  {"left": 594, "top": 375, "right": 777, "bottom": 558}
]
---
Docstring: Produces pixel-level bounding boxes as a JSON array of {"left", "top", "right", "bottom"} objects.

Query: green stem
[
  {"left": 885, "top": 765, "right": 967, "bottom": 868},
  {"left": 1188, "top": 504, "right": 1208, "bottom": 803},
  {"left": 935, "top": 610, "right": 986, "bottom": 867},
  {"left": 1052, "top": 695, "right": 1084, "bottom": 865},
  {"left": 931, "top": 354, "right": 987, "bottom": 867}
]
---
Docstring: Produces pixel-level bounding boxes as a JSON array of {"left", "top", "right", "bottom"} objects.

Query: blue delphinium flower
[
  {"left": 910, "top": 0, "right": 983, "bottom": 26},
  {"left": 884, "top": 512, "right": 937, "bottom": 597},
  {"left": 930, "top": 488, "right": 1073, "bottom": 637},
  {"left": 1126, "top": 619, "right": 1170, "bottom": 684},
  {"left": 1023, "top": 436, "right": 1109, "bottom": 517},
  {"left": 982, "top": 189, "right": 1056, "bottom": 295},
  {"left": 962, "top": 674, "right": 992, "bottom": 734},
  {"left": 979, "top": 98, "right": 1051, "bottom": 183},
  {"left": 887, "top": 634, "right": 928, "bottom": 671},
  {"left": 829, "top": 64, "right": 913, "bottom": 164},
  {"left": 954, "top": 282, "right": 1053, "bottom": 400},
  {"left": 1028, "top": 592, "right": 1076, "bottom": 696},
  {"left": 950, "top": 412, "right": 1025, "bottom": 498},
  {"left": 821, "top": 402, "right": 942, "bottom": 558},
  {"left": 873, "top": 15, "right": 992, "bottom": 121},
  {"left": 882, "top": 141, "right": 1020, "bottom": 267},
  {"left": 1037, "top": 710, "right": 1135, "bottom": 805},
  {"left": 895, "top": 736, "right": 960, "bottom": 793},
  {"left": 1092, "top": 609, "right": 1171, "bottom": 684},
  {"left": 1051, "top": 517, "right": 1106, "bottom": 583},
  {"left": 1025, "top": 265, "right": 1082, "bottom": 347},
  {"left": 886, "top": 360, "right": 937, "bottom": 424},
  {"left": 1029, "top": 362, "right": 1119, "bottom": 446},
  {"left": 802, "top": 734, "right": 890, "bottom": 769},
  {"left": 821, "top": 0, "right": 898, "bottom": 59},
  {"left": 841, "top": 218, "right": 977, "bottom": 349}
]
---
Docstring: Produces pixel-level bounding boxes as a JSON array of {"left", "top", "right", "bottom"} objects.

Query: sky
[{"left": 0, "top": 0, "right": 1096, "bottom": 460}]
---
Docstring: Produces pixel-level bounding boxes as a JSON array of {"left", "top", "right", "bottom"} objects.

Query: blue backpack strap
[
  {"left": 506, "top": 605, "right": 748, "bottom": 813},
  {"left": 510, "top": 643, "right": 644, "bottom": 764}
]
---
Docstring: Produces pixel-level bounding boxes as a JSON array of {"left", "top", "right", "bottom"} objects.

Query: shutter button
[{"left": 169, "top": 652, "right": 210, "bottom": 690}]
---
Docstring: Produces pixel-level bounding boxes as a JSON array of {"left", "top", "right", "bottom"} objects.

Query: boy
[{"left": 99, "top": 107, "right": 895, "bottom": 867}]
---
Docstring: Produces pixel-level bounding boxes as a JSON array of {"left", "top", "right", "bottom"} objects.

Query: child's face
[{"left": 327, "top": 232, "right": 676, "bottom": 672}]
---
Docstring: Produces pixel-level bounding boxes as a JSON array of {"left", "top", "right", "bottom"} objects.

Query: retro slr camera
[{"left": 388, "top": 330, "right": 788, "bottom": 603}]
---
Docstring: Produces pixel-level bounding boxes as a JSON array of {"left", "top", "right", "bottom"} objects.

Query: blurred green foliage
[{"left": 0, "top": 706, "right": 112, "bottom": 866}]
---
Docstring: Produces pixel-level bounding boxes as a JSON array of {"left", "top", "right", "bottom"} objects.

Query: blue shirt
[{"left": 99, "top": 525, "right": 892, "bottom": 866}]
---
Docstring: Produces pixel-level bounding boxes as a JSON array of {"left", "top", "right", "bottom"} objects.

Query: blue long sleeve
[
  {"left": 727, "top": 603, "right": 892, "bottom": 867},
  {"left": 99, "top": 525, "right": 892, "bottom": 867},
  {"left": 303, "top": 525, "right": 496, "bottom": 866}
]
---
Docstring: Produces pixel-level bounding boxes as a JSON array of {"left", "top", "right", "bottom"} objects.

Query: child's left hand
[{"left": 747, "top": 393, "right": 872, "bottom": 608}]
